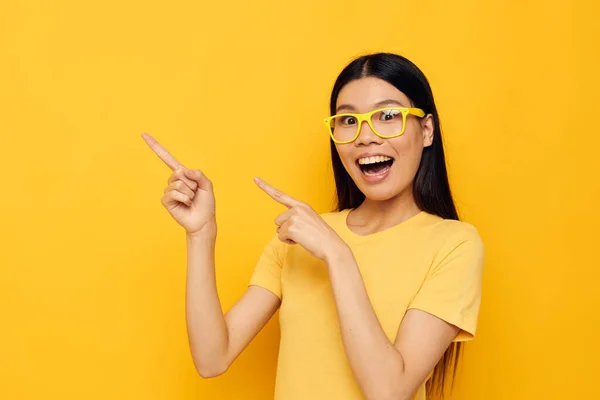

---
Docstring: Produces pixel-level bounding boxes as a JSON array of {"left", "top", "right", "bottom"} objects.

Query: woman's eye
[
  {"left": 340, "top": 116, "right": 357, "bottom": 125},
  {"left": 379, "top": 110, "right": 400, "bottom": 121}
]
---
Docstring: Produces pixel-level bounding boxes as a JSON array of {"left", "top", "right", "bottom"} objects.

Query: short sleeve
[
  {"left": 408, "top": 227, "right": 485, "bottom": 341},
  {"left": 248, "top": 234, "right": 287, "bottom": 299}
]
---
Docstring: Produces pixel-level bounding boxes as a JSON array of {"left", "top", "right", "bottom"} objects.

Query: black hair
[{"left": 329, "top": 52, "right": 460, "bottom": 398}]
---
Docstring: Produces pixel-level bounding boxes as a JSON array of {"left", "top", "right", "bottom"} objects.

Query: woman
[{"left": 142, "top": 52, "right": 484, "bottom": 400}]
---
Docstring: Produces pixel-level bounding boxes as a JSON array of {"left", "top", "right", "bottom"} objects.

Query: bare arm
[
  {"left": 323, "top": 235, "right": 484, "bottom": 400},
  {"left": 140, "top": 133, "right": 280, "bottom": 379},
  {"left": 326, "top": 248, "right": 459, "bottom": 400},
  {"left": 185, "top": 228, "right": 280, "bottom": 378}
]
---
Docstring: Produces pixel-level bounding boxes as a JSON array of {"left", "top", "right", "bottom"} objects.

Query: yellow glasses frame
[{"left": 324, "top": 107, "right": 426, "bottom": 144}]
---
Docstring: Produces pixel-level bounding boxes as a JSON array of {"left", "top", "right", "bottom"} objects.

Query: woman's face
[{"left": 334, "top": 77, "right": 434, "bottom": 202}]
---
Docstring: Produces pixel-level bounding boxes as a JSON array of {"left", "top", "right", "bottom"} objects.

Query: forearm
[
  {"left": 326, "top": 248, "right": 406, "bottom": 400},
  {"left": 185, "top": 225, "right": 229, "bottom": 377}
]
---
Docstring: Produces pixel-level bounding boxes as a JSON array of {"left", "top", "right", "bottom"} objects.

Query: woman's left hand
[{"left": 254, "top": 177, "right": 349, "bottom": 262}]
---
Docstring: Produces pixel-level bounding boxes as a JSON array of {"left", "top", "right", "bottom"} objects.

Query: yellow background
[{"left": 1, "top": 0, "right": 599, "bottom": 399}]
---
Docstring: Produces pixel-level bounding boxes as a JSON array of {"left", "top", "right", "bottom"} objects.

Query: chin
[
  {"left": 349, "top": 171, "right": 406, "bottom": 202},
  {"left": 357, "top": 183, "right": 402, "bottom": 202}
]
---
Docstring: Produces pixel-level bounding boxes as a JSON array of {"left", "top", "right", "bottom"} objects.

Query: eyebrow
[{"left": 335, "top": 99, "right": 406, "bottom": 113}]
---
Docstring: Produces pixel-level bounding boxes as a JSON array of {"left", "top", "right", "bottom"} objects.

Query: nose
[{"left": 354, "top": 119, "right": 383, "bottom": 146}]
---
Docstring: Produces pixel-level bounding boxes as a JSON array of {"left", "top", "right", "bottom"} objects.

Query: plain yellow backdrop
[{"left": 1, "top": 0, "right": 599, "bottom": 399}]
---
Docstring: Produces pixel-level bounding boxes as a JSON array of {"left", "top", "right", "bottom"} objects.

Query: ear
[{"left": 421, "top": 114, "right": 434, "bottom": 147}]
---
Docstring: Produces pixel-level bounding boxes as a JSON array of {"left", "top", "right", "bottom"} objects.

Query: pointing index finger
[
  {"left": 141, "top": 133, "right": 183, "bottom": 171},
  {"left": 254, "top": 177, "right": 302, "bottom": 208}
]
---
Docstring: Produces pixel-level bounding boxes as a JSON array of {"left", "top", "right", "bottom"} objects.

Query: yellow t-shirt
[{"left": 249, "top": 209, "right": 484, "bottom": 400}]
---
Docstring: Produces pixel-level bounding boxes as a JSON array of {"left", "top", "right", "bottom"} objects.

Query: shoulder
[
  {"left": 318, "top": 210, "right": 348, "bottom": 231},
  {"left": 318, "top": 210, "right": 344, "bottom": 221},
  {"left": 422, "top": 213, "right": 482, "bottom": 243},
  {"left": 421, "top": 214, "right": 484, "bottom": 264}
]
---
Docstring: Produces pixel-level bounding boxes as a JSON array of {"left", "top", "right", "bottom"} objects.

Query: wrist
[
  {"left": 187, "top": 221, "right": 217, "bottom": 243},
  {"left": 324, "top": 241, "right": 353, "bottom": 266}
]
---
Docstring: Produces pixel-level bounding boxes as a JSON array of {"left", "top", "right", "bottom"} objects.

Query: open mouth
[{"left": 357, "top": 155, "right": 395, "bottom": 177}]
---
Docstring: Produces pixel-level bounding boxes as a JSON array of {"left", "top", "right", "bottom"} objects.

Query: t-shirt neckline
[{"left": 339, "top": 208, "right": 431, "bottom": 243}]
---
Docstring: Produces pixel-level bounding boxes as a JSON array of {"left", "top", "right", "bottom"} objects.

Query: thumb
[{"left": 184, "top": 168, "right": 212, "bottom": 190}]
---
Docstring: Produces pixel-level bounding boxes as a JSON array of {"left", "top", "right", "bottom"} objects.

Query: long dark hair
[{"left": 329, "top": 53, "right": 461, "bottom": 398}]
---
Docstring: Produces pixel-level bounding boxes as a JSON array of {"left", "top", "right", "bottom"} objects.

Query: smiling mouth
[{"left": 357, "top": 156, "right": 395, "bottom": 176}]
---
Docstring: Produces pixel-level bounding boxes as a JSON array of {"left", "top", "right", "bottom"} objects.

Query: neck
[{"left": 349, "top": 186, "right": 422, "bottom": 232}]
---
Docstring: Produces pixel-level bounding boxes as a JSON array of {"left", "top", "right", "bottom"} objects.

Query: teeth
[{"left": 358, "top": 155, "right": 392, "bottom": 165}]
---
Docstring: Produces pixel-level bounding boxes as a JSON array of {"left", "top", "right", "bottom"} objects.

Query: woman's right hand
[{"left": 142, "top": 133, "right": 216, "bottom": 237}]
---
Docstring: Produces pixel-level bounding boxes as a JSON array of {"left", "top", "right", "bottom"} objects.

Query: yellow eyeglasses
[{"left": 324, "top": 107, "right": 425, "bottom": 144}]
